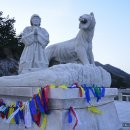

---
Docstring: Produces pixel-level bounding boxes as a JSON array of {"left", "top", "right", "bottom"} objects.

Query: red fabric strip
[{"left": 70, "top": 106, "right": 78, "bottom": 130}]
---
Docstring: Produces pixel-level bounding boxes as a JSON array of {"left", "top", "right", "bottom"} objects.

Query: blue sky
[{"left": 1, "top": 0, "right": 130, "bottom": 73}]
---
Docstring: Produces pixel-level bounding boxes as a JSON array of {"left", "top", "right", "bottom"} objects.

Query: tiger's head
[{"left": 79, "top": 12, "right": 96, "bottom": 30}]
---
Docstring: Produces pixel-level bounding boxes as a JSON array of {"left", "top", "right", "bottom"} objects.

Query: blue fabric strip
[
  {"left": 101, "top": 87, "right": 105, "bottom": 97},
  {"left": 68, "top": 110, "right": 72, "bottom": 123},
  {"left": 35, "top": 94, "right": 44, "bottom": 113},
  {"left": 14, "top": 106, "right": 19, "bottom": 125},
  {"left": 19, "top": 109, "right": 24, "bottom": 120},
  {"left": 16, "top": 101, "right": 24, "bottom": 120},
  {"left": 82, "top": 84, "right": 90, "bottom": 103},
  {"left": 29, "top": 98, "right": 37, "bottom": 122},
  {"left": 89, "top": 87, "right": 96, "bottom": 97}
]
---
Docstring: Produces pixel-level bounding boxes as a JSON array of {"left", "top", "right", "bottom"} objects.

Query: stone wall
[{"left": 0, "top": 87, "right": 121, "bottom": 130}]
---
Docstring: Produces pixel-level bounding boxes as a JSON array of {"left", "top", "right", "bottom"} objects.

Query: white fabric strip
[
  {"left": 0, "top": 105, "right": 5, "bottom": 111},
  {"left": 1, "top": 106, "right": 7, "bottom": 112},
  {"left": 4, "top": 107, "right": 20, "bottom": 123},
  {"left": 24, "top": 102, "right": 32, "bottom": 128}
]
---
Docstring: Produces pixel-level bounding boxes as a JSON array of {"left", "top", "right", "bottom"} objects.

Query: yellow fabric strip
[
  {"left": 59, "top": 85, "right": 67, "bottom": 89},
  {"left": 50, "top": 84, "right": 56, "bottom": 88},
  {"left": 8, "top": 107, "right": 15, "bottom": 123},
  {"left": 79, "top": 86, "right": 85, "bottom": 94},
  {"left": 40, "top": 114, "right": 47, "bottom": 129},
  {"left": 20, "top": 105, "right": 24, "bottom": 111},
  {"left": 87, "top": 106, "right": 102, "bottom": 114},
  {"left": 38, "top": 88, "right": 41, "bottom": 98}
]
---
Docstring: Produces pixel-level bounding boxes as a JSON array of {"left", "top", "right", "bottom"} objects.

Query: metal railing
[{"left": 118, "top": 89, "right": 130, "bottom": 101}]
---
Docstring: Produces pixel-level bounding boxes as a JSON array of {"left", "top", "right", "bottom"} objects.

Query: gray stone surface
[
  {"left": 0, "top": 63, "right": 111, "bottom": 87},
  {"left": 0, "top": 87, "right": 121, "bottom": 130},
  {"left": 0, "top": 87, "right": 117, "bottom": 98}
]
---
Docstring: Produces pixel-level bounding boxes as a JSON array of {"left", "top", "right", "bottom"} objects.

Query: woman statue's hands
[
  {"left": 34, "top": 27, "right": 38, "bottom": 42},
  {"left": 34, "top": 28, "right": 38, "bottom": 35}
]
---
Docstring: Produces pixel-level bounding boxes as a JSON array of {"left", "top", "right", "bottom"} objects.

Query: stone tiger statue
[{"left": 46, "top": 12, "right": 96, "bottom": 66}]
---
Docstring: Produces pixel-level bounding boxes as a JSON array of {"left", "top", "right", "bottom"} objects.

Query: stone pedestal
[{"left": 0, "top": 87, "right": 121, "bottom": 130}]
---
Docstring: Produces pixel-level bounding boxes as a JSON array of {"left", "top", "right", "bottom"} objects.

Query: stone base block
[{"left": 0, "top": 87, "right": 121, "bottom": 130}]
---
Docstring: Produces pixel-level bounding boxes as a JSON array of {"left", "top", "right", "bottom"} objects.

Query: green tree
[
  {"left": 0, "top": 11, "right": 23, "bottom": 60},
  {"left": 0, "top": 11, "right": 24, "bottom": 76}
]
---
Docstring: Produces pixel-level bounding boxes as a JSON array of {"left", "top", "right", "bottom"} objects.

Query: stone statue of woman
[{"left": 18, "top": 14, "right": 49, "bottom": 74}]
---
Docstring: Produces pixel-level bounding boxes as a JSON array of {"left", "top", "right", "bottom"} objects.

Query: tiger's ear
[{"left": 90, "top": 12, "right": 94, "bottom": 16}]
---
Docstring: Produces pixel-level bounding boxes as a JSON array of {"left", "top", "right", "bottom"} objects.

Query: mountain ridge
[{"left": 95, "top": 61, "right": 130, "bottom": 88}]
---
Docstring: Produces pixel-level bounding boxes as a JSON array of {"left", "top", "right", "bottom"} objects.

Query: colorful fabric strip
[
  {"left": 101, "top": 87, "right": 105, "bottom": 97},
  {"left": 40, "top": 114, "right": 47, "bottom": 129},
  {"left": 24, "top": 102, "right": 32, "bottom": 128},
  {"left": 82, "top": 84, "right": 90, "bottom": 103},
  {"left": 41, "top": 88, "right": 48, "bottom": 114},
  {"left": 35, "top": 94, "right": 44, "bottom": 113},
  {"left": 68, "top": 110, "right": 72, "bottom": 123},
  {"left": 14, "top": 106, "right": 19, "bottom": 124},
  {"left": 69, "top": 106, "right": 78, "bottom": 130},
  {"left": 4, "top": 107, "right": 20, "bottom": 123},
  {"left": 87, "top": 106, "right": 102, "bottom": 114},
  {"left": 29, "top": 98, "right": 37, "bottom": 122}
]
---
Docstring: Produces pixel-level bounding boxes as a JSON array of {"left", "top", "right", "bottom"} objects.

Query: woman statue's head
[{"left": 30, "top": 14, "right": 41, "bottom": 26}]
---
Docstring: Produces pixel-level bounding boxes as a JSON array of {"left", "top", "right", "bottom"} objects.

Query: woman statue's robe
[{"left": 18, "top": 26, "right": 49, "bottom": 74}]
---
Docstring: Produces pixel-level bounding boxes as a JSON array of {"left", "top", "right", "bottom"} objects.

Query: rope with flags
[{"left": 0, "top": 84, "right": 105, "bottom": 129}]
